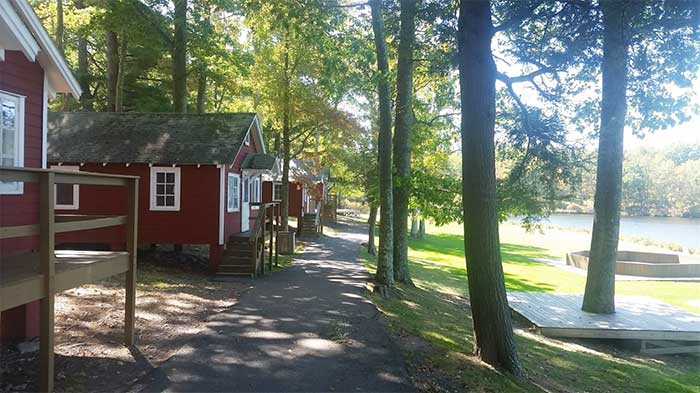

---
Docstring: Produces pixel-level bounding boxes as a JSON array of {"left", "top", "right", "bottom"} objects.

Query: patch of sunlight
[
  {"left": 401, "top": 300, "right": 420, "bottom": 309},
  {"left": 424, "top": 331, "right": 458, "bottom": 347},
  {"left": 240, "top": 330, "right": 294, "bottom": 339}
]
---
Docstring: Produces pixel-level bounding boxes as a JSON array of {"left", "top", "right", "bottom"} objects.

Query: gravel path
[{"left": 137, "top": 220, "right": 414, "bottom": 392}]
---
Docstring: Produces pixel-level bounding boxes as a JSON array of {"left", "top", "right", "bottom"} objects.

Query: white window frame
[
  {"left": 272, "top": 182, "right": 283, "bottom": 201},
  {"left": 244, "top": 132, "right": 250, "bottom": 146},
  {"left": 0, "top": 90, "right": 25, "bottom": 195},
  {"left": 250, "top": 176, "right": 261, "bottom": 209},
  {"left": 149, "top": 167, "right": 181, "bottom": 211},
  {"left": 51, "top": 165, "right": 79, "bottom": 209},
  {"left": 227, "top": 172, "right": 240, "bottom": 212}
]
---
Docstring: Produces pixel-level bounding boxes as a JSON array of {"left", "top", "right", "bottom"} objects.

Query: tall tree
[
  {"left": 75, "top": 0, "right": 93, "bottom": 111},
  {"left": 581, "top": 0, "right": 630, "bottom": 314},
  {"left": 105, "top": 30, "right": 120, "bottom": 112},
  {"left": 173, "top": 0, "right": 188, "bottom": 112},
  {"left": 457, "top": 0, "right": 523, "bottom": 376},
  {"left": 55, "top": 0, "right": 64, "bottom": 54},
  {"left": 370, "top": 0, "right": 395, "bottom": 294},
  {"left": 392, "top": 0, "right": 417, "bottom": 285}
]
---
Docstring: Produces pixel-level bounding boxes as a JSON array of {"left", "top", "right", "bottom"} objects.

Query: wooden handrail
[
  {"left": 248, "top": 202, "right": 280, "bottom": 244},
  {"left": 0, "top": 166, "right": 137, "bottom": 185}
]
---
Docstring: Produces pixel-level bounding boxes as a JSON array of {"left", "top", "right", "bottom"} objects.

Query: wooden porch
[
  {"left": 218, "top": 202, "right": 281, "bottom": 277},
  {"left": 508, "top": 292, "right": 700, "bottom": 355},
  {"left": 0, "top": 167, "right": 139, "bottom": 392}
]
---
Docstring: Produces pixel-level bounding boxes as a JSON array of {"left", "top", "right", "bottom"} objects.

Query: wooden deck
[
  {"left": 508, "top": 292, "right": 700, "bottom": 354},
  {"left": 1, "top": 250, "right": 129, "bottom": 312}
]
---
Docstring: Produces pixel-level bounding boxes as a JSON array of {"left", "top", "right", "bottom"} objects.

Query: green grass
[{"left": 362, "top": 224, "right": 700, "bottom": 393}]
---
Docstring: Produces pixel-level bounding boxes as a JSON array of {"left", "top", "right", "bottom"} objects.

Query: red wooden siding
[
  {"left": 0, "top": 50, "right": 46, "bottom": 339},
  {"left": 222, "top": 131, "right": 260, "bottom": 240}
]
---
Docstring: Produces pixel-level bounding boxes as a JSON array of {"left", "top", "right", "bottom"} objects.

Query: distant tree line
[{"left": 564, "top": 144, "right": 700, "bottom": 218}]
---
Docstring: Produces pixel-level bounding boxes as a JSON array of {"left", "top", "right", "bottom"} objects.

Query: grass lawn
[{"left": 363, "top": 222, "right": 700, "bottom": 393}]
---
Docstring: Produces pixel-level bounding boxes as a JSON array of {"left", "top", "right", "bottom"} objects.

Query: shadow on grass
[{"left": 363, "top": 249, "right": 700, "bottom": 393}]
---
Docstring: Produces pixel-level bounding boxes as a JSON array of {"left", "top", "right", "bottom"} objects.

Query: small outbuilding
[{"left": 47, "top": 111, "right": 273, "bottom": 273}]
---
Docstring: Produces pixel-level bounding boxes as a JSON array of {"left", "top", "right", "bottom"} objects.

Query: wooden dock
[{"left": 508, "top": 292, "right": 700, "bottom": 355}]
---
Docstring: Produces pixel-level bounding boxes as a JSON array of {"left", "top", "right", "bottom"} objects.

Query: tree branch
[{"left": 494, "top": 1, "right": 543, "bottom": 33}]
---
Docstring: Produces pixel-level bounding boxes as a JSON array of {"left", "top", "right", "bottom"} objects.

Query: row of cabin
[{"left": 1, "top": 0, "right": 330, "bottom": 343}]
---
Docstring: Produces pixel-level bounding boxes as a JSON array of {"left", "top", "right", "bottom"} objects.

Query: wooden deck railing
[
  {"left": 0, "top": 166, "right": 139, "bottom": 392},
  {"left": 250, "top": 201, "right": 280, "bottom": 275}
]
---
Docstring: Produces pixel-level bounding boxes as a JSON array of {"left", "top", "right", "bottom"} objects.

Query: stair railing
[{"left": 249, "top": 202, "right": 280, "bottom": 274}]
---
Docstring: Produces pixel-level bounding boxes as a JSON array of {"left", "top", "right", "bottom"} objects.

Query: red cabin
[
  {"left": 1, "top": 0, "right": 82, "bottom": 339},
  {"left": 47, "top": 112, "right": 272, "bottom": 273}
]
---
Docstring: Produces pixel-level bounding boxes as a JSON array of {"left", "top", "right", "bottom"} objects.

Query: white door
[{"left": 241, "top": 175, "right": 250, "bottom": 232}]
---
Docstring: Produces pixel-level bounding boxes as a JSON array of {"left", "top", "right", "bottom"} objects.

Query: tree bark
[
  {"left": 115, "top": 32, "right": 127, "bottom": 112},
  {"left": 370, "top": 0, "right": 395, "bottom": 293},
  {"left": 173, "top": 0, "right": 188, "bottom": 113},
  {"left": 418, "top": 219, "right": 425, "bottom": 239},
  {"left": 392, "top": 0, "right": 416, "bottom": 285},
  {"left": 56, "top": 0, "right": 64, "bottom": 54},
  {"left": 582, "top": 0, "right": 630, "bottom": 315},
  {"left": 280, "top": 49, "right": 292, "bottom": 232},
  {"left": 410, "top": 210, "right": 419, "bottom": 239},
  {"left": 368, "top": 205, "right": 378, "bottom": 256},
  {"left": 197, "top": 69, "right": 207, "bottom": 113},
  {"left": 105, "top": 31, "right": 119, "bottom": 112},
  {"left": 458, "top": 0, "right": 523, "bottom": 377},
  {"left": 76, "top": 0, "right": 92, "bottom": 111}
]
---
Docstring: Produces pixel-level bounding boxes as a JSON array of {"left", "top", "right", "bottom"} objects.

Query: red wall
[
  {"left": 263, "top": 181, "right": 303, "bottom": 218},
  {"left": 0, "top": 51, "right": 46, "bottom": 339},
  {"left": 222, "top": 133, "right": 260, "bottom": 240},
  {"left": 55, "top": 164, "right": 221, "bottom": 247}
]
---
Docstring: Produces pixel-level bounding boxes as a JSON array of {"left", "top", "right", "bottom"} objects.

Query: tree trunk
[
  {"left": 197, "top": 69, "right": 206, "bottom": 113},
  {"left": 56, "top": 0, "right": 64, "bottom": 54},
  {"left": 172, "top": 0, "right": 188, "bottom": 113},
  {"left": 76, "top": 0, "right": 92, "bottom": 111},
  {"left": 370, "top": 0, "right": 395, "bottom": 293},
  {"left": 392, "top": 0, "right": 416, "bottom": 285},
  {"left": 582, "top": 0, "right": 629, "bottom": 315},
  {"left": 368, "top": 205, "right": 378, "bottom": 256},
  {"left": 410, "top": 209, "right": 419, "bottom": 239},
  {"left": 418, "top": 219, "right": 425, "bottom": 239},
  {"left": 105, "top": 31, "right": 119, "bottom": 112},
  {"left": 115, "top": 32, "right": 127, "bottom": 112},
  {"left": 280, "top": 49, "right": 292, "bottom": 232},
  {"left": 458, "top": 0, "right": 523, "bottom": 377}
]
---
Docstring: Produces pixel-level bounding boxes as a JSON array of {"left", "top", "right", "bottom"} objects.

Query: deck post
[
  {"left": 125, "top": 178, "right": 138, "bottom": 346},
  {"left": 268, "top": 206, "right": 273, "bottom": 270},
  {"left": 39, "top": 172, "right": 56, "bottom": 393},
  {"left": 274, "top": 204, "right": 279, "bottom": 267}
]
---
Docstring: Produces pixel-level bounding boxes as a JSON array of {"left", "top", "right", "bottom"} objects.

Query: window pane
[
  {"left": 2, "top": 102, "right": 16, "bottom": 128},
  {"left": 157, "top": 196, "right": 165, "bottom": 206},
  {"left": 166, "top": 195, "right": 175, "bottom": 206},
  {"left": 156, "top": 184, "right": 165, "bottom": 195},
  {"left": 2, "top": 158, "right": 14, "bottom": 166},
  {"left": 2, "top": 129, "right": 14, "bottom": 155},
  {"left": 156, "top": 172, "right": 165, "bottom": 183},
  {"left": 56, "top": 184, "right": 73, "bottom": 205},
  {"left": 166, "top": 172, "right": 175, "bottom": 183},
  {"left": 166, "top": 184, "right": 175, "bottom": 195}
]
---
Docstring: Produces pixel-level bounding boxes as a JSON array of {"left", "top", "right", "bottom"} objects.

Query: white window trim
[
  {"left": 149, "top": 166, "right": 181, "bottom": 211},
  {"left": 250, "top": 176, "right": 261, "bottom": 210},
  {"left": 272, "top": 182, "right": 283, "bottom": 201},
  {"left": 227, "top": 172, "right": 240, "bottom": 212},
  {"left": 51, "top": 165, "right": 79, "bottom": 209},
  {"left": 244, "top": 132, "right": 250, "bottom": 146},
  {"left": 0, "top": 90, "right": 25, "bottom": 195}
]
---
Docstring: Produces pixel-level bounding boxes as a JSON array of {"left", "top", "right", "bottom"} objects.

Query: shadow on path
[{"left": 137, "top": 220, "right": 413, "bottom": 392}]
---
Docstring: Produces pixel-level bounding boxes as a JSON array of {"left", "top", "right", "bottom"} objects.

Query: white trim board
[{"left": 149, "top": 166, "right": 181, "bottom": 211}]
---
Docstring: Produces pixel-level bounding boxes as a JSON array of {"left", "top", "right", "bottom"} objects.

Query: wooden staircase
[
  {"left": 298, "top": 213, "right": 319, "bottom": 237},
  {"left": 217, "top": 236, "right": 258, "bottom": 276}
]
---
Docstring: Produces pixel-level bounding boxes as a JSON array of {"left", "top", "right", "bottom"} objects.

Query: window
[
  {"left": 51, "top": 165, "right": 79, "bottom": 209},
  {"left": 150, "top": 167, "right": 181, "bottom": 211},
  {"left": 242, "top": 176, "right": 249, "bottom": 203},
  {"left": 252, "top": 177, "right": 260, "bottom": 203},
  {"left": 244, "top": 132, "right": 250, "bottom": 146},
  {"left": 227, "top": 173, "right": 240, "bottom": 212},
  {"left": 0, "top": 91, "right": 25, "bottom": 195},
  {"left": 272, "top": 182, "right": 283, "bottom": 201}
]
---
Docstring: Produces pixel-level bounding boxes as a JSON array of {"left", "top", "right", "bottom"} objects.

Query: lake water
[{"left": 509, "top": 214, "right": 700, "bottom": 250}]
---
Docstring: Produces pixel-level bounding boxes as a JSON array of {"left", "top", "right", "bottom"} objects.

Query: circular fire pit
[{"left": 566, "top": 250, "right": 700, "bottom": 278}]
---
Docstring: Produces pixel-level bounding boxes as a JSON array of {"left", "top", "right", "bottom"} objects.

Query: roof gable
[
  {"left": 0, "top": 0, "right": 81, "bottom": 97},
  {"left": 48, "top": 112, "right": 260, "bottom": 165}
]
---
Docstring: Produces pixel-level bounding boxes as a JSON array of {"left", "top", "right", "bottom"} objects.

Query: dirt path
[{"left": 137, "top": 221, "right": 414, "bottom": 392}]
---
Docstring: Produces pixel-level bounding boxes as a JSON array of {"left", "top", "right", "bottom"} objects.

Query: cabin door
[{"left": 242, "top": 175, "right": 250, "bottom": 232}]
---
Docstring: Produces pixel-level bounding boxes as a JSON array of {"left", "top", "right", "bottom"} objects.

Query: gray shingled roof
[
  {"left": 48, "top": 112, "right": 258, "bottom": 165},
  {"left": 242, "top": 153, "right": 277, "bottom": 170}
]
